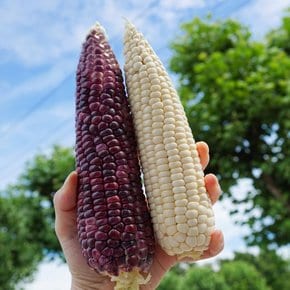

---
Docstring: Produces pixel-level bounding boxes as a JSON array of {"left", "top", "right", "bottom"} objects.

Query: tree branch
[{"left": 262, "top": 173, "right": 290, "bottom": 213}]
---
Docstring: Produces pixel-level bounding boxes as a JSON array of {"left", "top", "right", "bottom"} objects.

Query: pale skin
[{"left": 54, "top": 141, "right": 224, "bottom": 290}]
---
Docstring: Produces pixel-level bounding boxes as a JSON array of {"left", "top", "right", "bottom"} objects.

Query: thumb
[{"left": 53, "top": 171, "right": 78, "bottom": 242}]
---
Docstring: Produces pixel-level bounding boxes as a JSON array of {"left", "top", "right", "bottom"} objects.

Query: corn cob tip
[
  {"left": 87, "top": 21, "right": 108, "bottom": 40},
  {"left": 110, "top": 269, "right": 151, "bottom": 290}
]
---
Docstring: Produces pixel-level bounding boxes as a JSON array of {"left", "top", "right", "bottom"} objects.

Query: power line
[{"left": 1, "top": 73, "right": 74, "bottom": 140}]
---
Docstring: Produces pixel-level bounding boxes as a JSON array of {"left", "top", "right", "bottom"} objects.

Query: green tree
[
  {"left": 157, "top": 271, "right": 181, "bottom": 290},
  {"left": 231, "top": 250, "right": 290, "bottom": 290},
  {"left": 170, "top": 16, "right": 290, "bottom": 248},
  {"left": 267, "top": 9, "right": 290, "bottom": 54},
  {"left": 0, "top": 191, "right": 49, "bottom": 289},
  {"left": 219, "top": 261, "right": 270, "bottom": 290},
  {"left": 0, "top": 145, "right": 75, "bottom": 289},
  {"left": 179, "top": 266, "right": 229, "bottom": 290}
]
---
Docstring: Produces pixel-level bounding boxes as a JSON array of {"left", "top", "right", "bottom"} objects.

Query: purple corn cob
[{"left": 75, "top": 23, "right": 154, "bottom": 288}]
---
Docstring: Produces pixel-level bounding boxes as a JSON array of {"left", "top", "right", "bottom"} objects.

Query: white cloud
[
  {"left": 160, "top": 0, "right": 205, "bottom": 10},
  {"left": 233, "top": 0, "right": 290, "bottom": 39}
]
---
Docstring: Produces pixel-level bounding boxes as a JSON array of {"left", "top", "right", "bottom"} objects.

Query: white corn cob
[{"left": 123, "top": 21, "right": 215, "bottom": 259}]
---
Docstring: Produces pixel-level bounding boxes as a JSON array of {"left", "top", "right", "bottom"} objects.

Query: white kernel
[
  {"left": 156, "top": 205, "right": 163, "bottom": 214},
  {"left": 172, "top": 180, "right": 185, "bottom": 187},
  {"left": 156, "top": 158, "right": 169, "bottom": 166},
  {"left": 159, "top": 171, "right": 170, "bottom": 177},
  {"left": 163, "top": 124, "right": 175, "bottom": 131},
  {"left": 163, "top": 195, "right": 174, "bottom": 203},
  {"left": 153, "top": 136, "right": 163, "bottom": 144},
  {"left": 198, "top": 223, "right": 207, "bottom": 234},
  {"left": 182, "top": 156, "right": 193, "bottom": 164},
  {"left": 187, "top": 219, "right": 197, "bottom": 227},
  {"left": 151, "top": 84, "right": 161, "bottom": 92},
  {"left": 163, "top": 209, "right": 174, "bottom": 218},
  {"left": 168, "top": 236, "right": 179, "bottom": 247},
  {"left": 177, "top": 223, "right": 188, "bottom": 233},
  {"left": 164, "top": 105, "right": 174, "bottom": 112},
  {"left": 175, "top": 215, "right": 187, "bottom": 223},
  {"left": 197, "top": 234, "right": 206, "bottom": 246},
  {"left": 164, "top": 217, "right": 176, "bottom": 226},
  {"left": 168, "top": 155, "right": 180, "bottom": 163},
  {"left": 164, "top": 118, "right": 175, "bottom": 124},
  {"left": 184, "top": 176, "right": 196, "bottom": 183},
  {"left": 163, "top": 131, "right": 175, "bottom": 138},
  {"left": 158, "top": 164, "right": 170, "bottom": 171},
  {"left": 171, "top": 173, "right": 183, "bottom": 180},
  {"left": 188, "top": 227, "right": 198, "bottom": 236},
  {"left": 167, "top": 225, "right": 177, "bottom": 235},
  {"left": 188, "top": 202, "right": 199, "bottom": 210},
  {"left": 198, "top": 215, "right": 207, "bottom": 223},
  {"left": 186, "top": 210, "right": 198, "bottom": 219},
  {"left": 166, "top": 144, "right": 178, "bottom": 151},
  {"left": 156, "top": 151, "right": 167, "bottom": 159},
  {"left": 175, "top": 199, "right": 187, "bottom": 207},
  {"left": 198, "top": 205, "right": 208, "bottom": 215},
  {"left": 180, "top": 151, "right": 191, "bottom": 158},
  {"left": 167, "top": 148, "right": 179, "bottom": 156},
  {"left": 160, "top": 176, "right": 171, "bottom": 183},
  {"left": 152, "top": 115, "right": 164, "bottom": 122},
  {"left": 176, "top": 132, "right": 186, "bottom": 139},
  {"left": 160, "top": 183, "right": 171, "bottom": 191},
  {"left": 151, "top": 78, "right": 160, "bottom": 85},
  {"left": 186, "top": 182, "right": 197, "bottom": 190},
  {"left": 180, "top": 242, "right": 191, "bottom": 251},
  {"left": 171, "top": 167, "right": 182, "bottom": 174},
  {"left": 173, "top": 193, "right": 187, "bottom": 200},
  {"left": 152, "top": 128, "right": 163, "bottom": 136},
  {"left": 163, "top": 202, "right": 174, "bottom": 210},
  {"left": 175, "top": 207, "right": 187, "bottom": 215},
  {"left": 152, "top": 109, "right": 163, "bottom": 116},
  {"left": 186, "top": 236, "right": 197, "bottom": 247},
  {"left": 174, "top": 232, "right": 186, "bottom": 242},
  {"left": 164, "top": 112, "right": 175, "bottom": 118},
  {"left": 169, "top": 161, "right": 182, "bottom": 169},
  {"left": 152, "top": 102, "right": 163, "bottom": 110}
]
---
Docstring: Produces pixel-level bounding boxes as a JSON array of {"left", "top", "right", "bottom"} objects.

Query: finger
[
  {"left": 196, "top": 141, "right": 209, "bottom": 170},
  {"left": 53, "top": 171, "right": 78, "bottom": 241},
  {"left": 200, "top": 230, "right": 224, "bottom": 260},
  {"left": 204, "top": 174, "right": 222, "bottom": 204}
]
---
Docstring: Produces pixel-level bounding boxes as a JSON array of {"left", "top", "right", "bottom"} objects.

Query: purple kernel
[
  {"left": 127, "top": 255, "right": 138, "bottom": 267},
  {"left": 102, "top": 114, "right": 113, "bottom": 123},
  {"left": 84, "top": 210, "right": 94, "bottom": 218},
  {"left": 123, "top": 217, "right": 134, "bottom": 225},
  {"left": 108, "top": 216, "right": 121, "bottom": 225},
  {"left": 92, "top": 116, "right": 102, "bottom": 124},
  {"left": 90, "top": 171, "right": 102, "bottom": 179},
  {"left": 103, "top": 169, "right": 115, "bottom": 176},
  {"left": 104, "top": 182, "right": 119, "bottom": 190},
  {"left": 113, "top": 248, "right": 125, "bottom": 257},
  {"left": 126, "top": 245, "right": 138, "bottom": 256},
  {"left": 125, "top": 224, "right": 137, "bottom": 233},
  {"left": 102, "top": 247, "right": 114, "bottom": 256},
  {"left": 121, "top": 232, "right": 135, "bottom": 241},
  {"left": 95, "top": 240, "right": 106, "bottom": 251},
  {"left": 89, "top": 102, "right": 100, "bottom": 111},
  {"left": 103, "top": 98, "right": 115, "bottom": 107},
  {"left": 92, "top": 191, "right": 104, "bottom": 199},
  {"left": 95, "top": 218, "right": 108, "bottom": 227},
  {"left": 103, "top": 162, "right": 116, "bottom": 170},
  {"left": 100, "top": 93, "right": 111, "bottom": 100},
  {"left": 107, "top": 239, "right": 120, "bottom": 248},
  {"left": 99, "top": 104, "right": 109, "bottom": 114},
  {"left": 121, "top": 209, "right": 133, "bottom": 217},
  {"left": 98, "top": 149, "right": 109, "bottom": 158},
  {"left": 92, "top": 184, "right": 104, "bottom": 191},
  {"left": 100, "top": 128, "right": 113, "bottom": 137},
  {"left": 109, "top": 146, "right": 121, "bottom": 154},
  {"left": 103, "top": 155, "right": 115, "bottom": 163},
  {"left": 116, "top": 171, "right": 128, "bottom": 178},
  {"left": 91, "top": 178, "right": 103, "bottom": 185},
  {"left": 93, "top": 204, "right": 107, "bottom": 211},
  {"left": 108, "top": 108, "right": 116, "bottom": 116},
  {"left": 95, "top": 211, "right": 107, "bottom": 219},
  {"left": 98, "top": 121, "right": 108, "bottom": 130},
  {"left": 99, "top": 224, "right": 111, "bottom": 233},
  {"left": 113, "top": 222, "right": 125, "bottom": 232},
  {"left": 119, "top": 177, "right": 130, "bottom": 185},
  {"left": 104, "top": 176, "right": 117, "bottom": 183},
  {"left": 107, "top": 202, "right": 121, "bottom": 210},
  {"left": 108, "top": 229, "right": 121, "bottom": 240},
  {"left": 85, "top": 217, "right": 96, "bottom": 225},
  {"left": 115, "top": 151, "right": 126, "bottom": 159},
  {"left": 116, "top": 159, "right": 128, "bottom": 165},
  {"left": 96, "top": 143, "right": 107, "bottom": 151},
  {"left": 108, "top": 209, "right": 121, "bottom": 216},
  {"left": 93, "top": 197, "right": 105, "bottom": 205},
  {"left": 113, "top": 115, "right": 123, "bottom": 123},
  {"left": 107, "top": 139, "right": 119, "bottom": 147},
  {"left": 103, "top": 134, "right": 115, "bottom": 143}
]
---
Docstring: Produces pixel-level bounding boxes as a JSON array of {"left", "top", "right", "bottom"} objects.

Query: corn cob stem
[
  {"left": 123, "top": 20, "right": 215, "bottom": 259},
  {"left": 75, "top": 23, "right": 154, "bottom": 289}
]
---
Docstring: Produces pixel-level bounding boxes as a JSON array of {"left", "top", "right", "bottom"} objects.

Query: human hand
[{"left": 53, "top": 141, "right": 224, "bottom": 290}]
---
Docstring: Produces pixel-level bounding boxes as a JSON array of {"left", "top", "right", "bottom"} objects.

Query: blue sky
[{"left": 1, "top": 0, "right": 290, "bottom": 289}]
